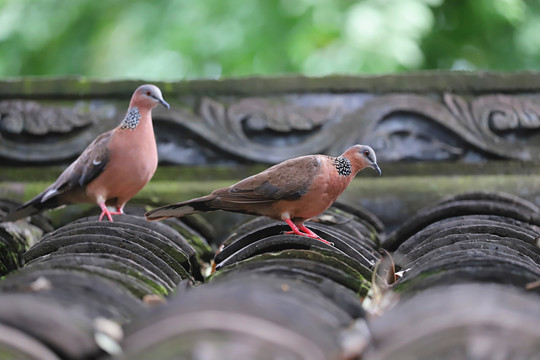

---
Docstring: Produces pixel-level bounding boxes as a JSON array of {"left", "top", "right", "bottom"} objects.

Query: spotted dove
[
  {"left": 146, "top": 145, "right": 381, "bottom": 244},
  {"left": 3, "top": 84, "right": 169, "bottom": 222}
]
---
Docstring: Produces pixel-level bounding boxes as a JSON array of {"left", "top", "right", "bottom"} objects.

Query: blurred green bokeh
[{"left": 0, "top": 0, "right": 538, "bottom": 79}]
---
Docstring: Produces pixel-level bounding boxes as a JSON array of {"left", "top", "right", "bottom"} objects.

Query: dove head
[
  {"left": 343, "top": 144, "right": 381, "bottom": 176},
  {"left": 131, "top": 84, "right": 170, "bottom": 110}
]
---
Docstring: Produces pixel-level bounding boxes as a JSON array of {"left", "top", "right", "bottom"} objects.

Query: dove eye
[
  {"left": 146, "top": 91, "right": 152, "bottom": 96},
  {"left": 364, "top": 150, "right": 370, "bottom": 157}
]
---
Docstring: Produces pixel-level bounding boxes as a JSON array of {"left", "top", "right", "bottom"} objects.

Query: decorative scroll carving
[
  {"left": 350, "top": 93, "right": 540, "bottom": 161},
  {"left": 473, "top": 95, "right": 540, "bottom": 131},
  {"left": 0, "top": 100, "right": 117, "bottom": 163},
  {"left": 155, "top": 93, "right": 540, "bottom": 164},
  {"left": 155, "top": 96, "right": 356, "bottom": 164},
  {"left": 0, "top": 100, "right": 92, "bottom": 135},
  {"left": 2, "top": 89, "right": 540, "bottom": 165},
  {"left": 227, "top": 97, "right": 330, "bottom": 132},
  {"left": 443, "top": 93, "right": 540, "bottom": 160}
]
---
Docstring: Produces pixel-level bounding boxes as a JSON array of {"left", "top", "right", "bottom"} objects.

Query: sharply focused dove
[
  {"left": 146, "top": 145, "right": 381, "bottom": 244},
  {"left": 3, "top": 84, "right": 169, "bottom": 222}
]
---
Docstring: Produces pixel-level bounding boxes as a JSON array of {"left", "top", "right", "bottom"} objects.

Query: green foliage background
[{"left": 0, "top": 0, "right": 538, "bottom": 79}]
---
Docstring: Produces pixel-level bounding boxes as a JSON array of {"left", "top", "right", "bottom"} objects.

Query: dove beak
[
  {"left": 371, "top": 163, "right": 382, "bottom": 176},
  {"left": 159, "top": 98, "right": 170, "bottom": 110}
]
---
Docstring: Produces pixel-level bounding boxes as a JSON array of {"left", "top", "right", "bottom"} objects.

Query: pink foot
[
  {"left": 283, "top": 219, "right": 334, "bottom": 246},
  {"left": 98, "top": 202, "right": 114, "bottom": 222}
]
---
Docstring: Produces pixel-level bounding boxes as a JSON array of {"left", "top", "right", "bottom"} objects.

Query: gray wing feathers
[{"left": 2, "top": 131, "right": 113, "bottom": 222}]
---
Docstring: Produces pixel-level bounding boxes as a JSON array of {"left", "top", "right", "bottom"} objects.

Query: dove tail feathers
[
  {"left": 1, "top": 186, "right": 65, "bottom": 222},
  {"left": 2, "top": 198, "right": 49, "bottom": 223},
  {"left": 145, "top": 195, "right": 217, "bottom": 221}
]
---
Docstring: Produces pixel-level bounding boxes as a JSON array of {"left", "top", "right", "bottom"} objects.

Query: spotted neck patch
[
  {"left": 332, "top": 156, "right": 352, "bottom": 177},
  {"left": 120, "top": 107, "right": 141, "bottom": 130}
]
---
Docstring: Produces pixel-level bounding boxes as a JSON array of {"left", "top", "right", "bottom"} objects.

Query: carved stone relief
[
  {"left": 155, "top": 95, "right": 372, "bottom": 164},
  {"left": 155, "top": 92, "right": 540, "bottom": 164},
  {"left": 0, "top": 100, "right": 118, "bottom": 163},
  {"left": 1, "top": 91, "right": 539, "bottom": 165}
]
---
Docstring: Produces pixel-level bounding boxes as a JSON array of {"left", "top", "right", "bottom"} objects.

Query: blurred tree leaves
[
  {"left": 421, "top": 0, "right": 540, "bottom": 70},
  {"left": 0, "top": 0, "right": 538, "bottom": 79}
]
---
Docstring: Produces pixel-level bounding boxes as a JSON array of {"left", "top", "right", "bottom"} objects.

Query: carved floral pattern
[
  {"left": 0, "top": 100, "right": 93, "bottom": 135},
  {"left": 155, "top": 93, "right": 540, "bottom": 163},
  {"left": 1, "top": 91, "right": 539, "bottom": 164},
  {"left": 0, "top": 100, "right": 117, "bottom": 162},
  {"left": 443, "top": 93, "right": 540, "bottom": 160}
]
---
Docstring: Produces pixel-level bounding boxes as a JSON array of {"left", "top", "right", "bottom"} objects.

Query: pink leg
[
  {"left": 109, "top": 206, "right": 124, "bottom": 216},
  {"left": 298, "top": 224, "right": 319, "bottom": 237},
  {"left": 283, "top": 219, "right": 333, "bottom": 245},
  {"left": 98, "top": 202, "right": 114, "bottom": 222}
]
